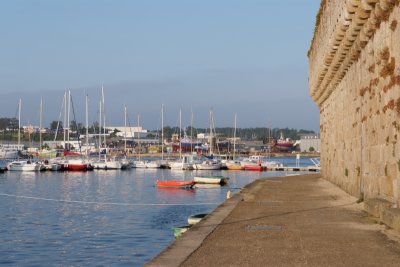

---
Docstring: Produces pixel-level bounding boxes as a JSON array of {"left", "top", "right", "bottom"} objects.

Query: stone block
[
  {"left": 364, "top": 198, "right": 393, "bottom": 218},
  {"left": 382, "top": 208, "right": 400, "bottom": 232}
]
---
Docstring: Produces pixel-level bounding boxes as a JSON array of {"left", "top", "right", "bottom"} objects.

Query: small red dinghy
[
  {"left": 244, "top": 165, "right": 263, "bottom": 171},
  {"left": 155, "top": 180, "right": 196, "bottom": 188}
]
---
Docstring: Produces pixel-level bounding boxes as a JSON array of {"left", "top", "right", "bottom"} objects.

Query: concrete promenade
[{"left": 147, "top": 174, "right": 400, "bottom": 266}]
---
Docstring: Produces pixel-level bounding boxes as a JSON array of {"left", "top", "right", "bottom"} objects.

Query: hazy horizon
[{"left": 0, "top": 1, "right": 320, "bottom": 131}]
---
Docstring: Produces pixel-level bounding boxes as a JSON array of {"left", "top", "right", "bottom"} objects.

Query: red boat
[
  {"left": 244, "top": 165, "right": 263, "bottom": 171},
  {"left": 155, "top": 180, "right": 196, "bottom": 188},
  {"left": 64, "top": 158, "right": 89, "bottom": 171}
]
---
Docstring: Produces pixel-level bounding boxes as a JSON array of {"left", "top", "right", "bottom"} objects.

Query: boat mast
[
  {"left": 101, "top": 86, "right": 106, "bottom": 158},
  {"left": 190, "top": 107, "right": 193, "bottom": 154},
  {"left": 233, "top": 113, "right": 237, "bottom": 160},
  {"left": 161, "top": 104, "right": 164, "bottom": 160},
  {"left": 85, "top": 94, "right": 89, "bottom": 157},
  {"left": 124, "top": 105, "right": 127, "bottom": 155},
  {"left": 18, "top": 98, "right": 21, "bottom": 150},
  {"left": 179, "top": 108, "right": 182, "bottom": 159},
  {"left": 63, "top": 91, "right": 67, "bottom": 148},
  {"left": 137, "top": 114, "right": 141, "bottom": 161},
  {"left": 39, "top": 98, "right": 43, "bottom": 151},
  {"left": 98, "top": 100, "right": 102, "bottom": 160},
  {"left": 209, "top": 109, "right": 213, "bottom": 155},
  {"left": 67, "top": 90, "right": 71, "bottom": 146}
]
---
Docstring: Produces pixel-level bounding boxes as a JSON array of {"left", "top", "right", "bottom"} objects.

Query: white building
[
  {"left": 299, "top": 134, "right": 320, "bottom": 153},
  {"left": 106, "top": 126, "right": 148, "bottom": 139}
]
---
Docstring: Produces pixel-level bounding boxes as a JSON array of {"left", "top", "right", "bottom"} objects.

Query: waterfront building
[{"left": 299, "top": 134, "right": 320, "bottom": 153}]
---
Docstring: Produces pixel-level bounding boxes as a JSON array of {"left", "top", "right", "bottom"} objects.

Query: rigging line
[{"left": 0, "top": 193, "right": 219, "bottom": 206}]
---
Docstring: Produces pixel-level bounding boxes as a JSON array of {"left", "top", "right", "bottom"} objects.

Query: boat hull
[
  {"left": 244, "top": 165, "right": 263, "bottom": 171},
  {"left": 155, "top": 180, "right": 195, "bottom": 188},
  {"left": 64, "top": 164, "right": 88, "bottom": 171},
  {"left": 227, "top": 165, "right": 243, "bottom": 170},
  {"left": 173, "top": 225, "right": 191, "bottom": 238},
  {"left": 7, "top": 161, "right": 44, "bottom": 171},
  {"left": 188, "top": 213, "right": 208, "bottom": 225},
  {"left": 193, "top": 176, "right": 228, "bottom": 185}
]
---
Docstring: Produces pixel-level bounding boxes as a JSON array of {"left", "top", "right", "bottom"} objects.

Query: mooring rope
[{"left": 0, "top": 193, "right": 219, "bottom": 207}]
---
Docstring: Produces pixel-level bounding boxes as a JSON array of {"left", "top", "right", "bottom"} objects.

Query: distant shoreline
[{"left": 127, "top": 152, "right": 320, "bottom": 158}]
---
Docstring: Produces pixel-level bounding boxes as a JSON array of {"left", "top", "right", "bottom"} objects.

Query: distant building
[
  {"left": 299, "top": 134, "right": 320, "bottom": 153},
  {"left": 106, "top": 126, "right": 148, "bottom": 139}
]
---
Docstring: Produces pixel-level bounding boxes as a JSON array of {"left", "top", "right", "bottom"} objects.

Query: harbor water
[{"left": 0, "top": 157, "right": 316, "bottom": 266}]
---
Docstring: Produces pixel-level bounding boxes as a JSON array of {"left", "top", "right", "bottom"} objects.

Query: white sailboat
[
  {"left": 194, "top": 109, "right": 222, "bottom": 170},
  {"left": 226, "top": 113, "right": 243, "bottom": 170},
  {"left": 170, "top": 108, "right": 194, "bottom": 170},
  {"left": 0, "top": 144, "right": 20, "bottom": 159},
  {"left": 91, "top": 87, "right": 123, "bottom": 170},
  {"left": 133, "top": 114, "right": 160, "bottom": 169},
  {"left": 8, "top": 99, "right": 45, "bottom": 171}
]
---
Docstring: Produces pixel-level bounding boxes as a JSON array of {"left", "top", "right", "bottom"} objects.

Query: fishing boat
[
  {"left": 188, "top": 213, "right": 208, "bottom": 225},
  {"left": 274, "top": 131, "right": 296, "bottom": 152},
  {"left": 193, "top": 175, "right": 228, "bottom": 185},
  {"left": 244, "top": 165, "right": 263, "bottom": 171},
  {"left": 155, "top": 180, "right": 195, "bottom": 188}
]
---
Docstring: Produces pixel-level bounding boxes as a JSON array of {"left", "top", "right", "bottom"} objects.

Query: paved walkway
[{"left": 147, "top": 174, "right": 400, "bottom": 266}]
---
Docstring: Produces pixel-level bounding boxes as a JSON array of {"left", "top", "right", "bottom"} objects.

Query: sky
[{"left": 0, "top": 0, "right": 321, "bottom": 132}]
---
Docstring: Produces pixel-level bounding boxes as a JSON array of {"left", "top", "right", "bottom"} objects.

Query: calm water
[{"left": 0, "top": 157, "right": 315, "bottom": 266}]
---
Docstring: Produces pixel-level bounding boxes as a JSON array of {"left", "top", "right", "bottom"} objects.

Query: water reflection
[{"left": 0, "top": 157, "right": 315, "bottom": 266}]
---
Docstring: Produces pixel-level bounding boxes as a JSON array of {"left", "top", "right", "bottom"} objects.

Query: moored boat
[
  {"left": 170, "top": 155, "right": 195, "bottom": 170},
  {"left": 145, "top": 160, "right": 161, "bottom": 168},
  {"left": 227, "top": 164, "right": 243, "bottom": 170},
  {"left": 155, "top": 180, "right": 195, "bottom": 188},
  {"left": 226, "top": 160, "right": 243, "bottom": 170},
  {"left": 0, "top": 144, "right": 21, "bottom": 159},
  {"left": 7, "top": 160, "right": 45, "bottom": 171},
  {"left": 194, "top": 160, "right": 222, "bottom": 170},
  {"left": 188, "top": 213, "right": 208, "bottom": 225},
  {"left": 91, "top": 156, "right": 123, "bottom": 170},
  {"left": 64, "top": 158, "right": 90, "bottom": 171},
  {"left": 193, "top": 175, "right": 228, "bottom": 185},
  {"left": 173, "top": 225, "right": 191, "bottom": 238},
  {"left": 244, "top": 165, "right": 263, "bottom": 171}
]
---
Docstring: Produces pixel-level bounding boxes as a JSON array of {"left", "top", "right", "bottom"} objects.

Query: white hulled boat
[
  {"left": 170, "top": 155, "right": 195, "bottom": 170},
  {"left": 194, "top": 159, "right": 221, "bottom": 170},
  {"left": 8, "top": 160, "right": 44, "bottom": 171}
]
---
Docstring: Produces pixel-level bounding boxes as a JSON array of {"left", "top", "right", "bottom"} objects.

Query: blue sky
[{"left": 0, "top": 0, "right": 321, "bottom": 131}]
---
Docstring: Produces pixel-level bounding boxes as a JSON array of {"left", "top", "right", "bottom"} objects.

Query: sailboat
[
  {"left": 60, "top": 90, "right": 91, "bottom": 171},
  {"left": 170, "top": 108, "right": 194, "bottom": 170},
  {"left": 91, "top": 87, "right": 123, "bottom": 170},
  {"left": 7, "top": 99, "right": 45, "bottom": 171},
  {"left": 226, "top": 113, "right": 243, "bottom": 170},
  {"left": 119, "top": 105, "right": 132, "bottom": 169},
  {"left": 133, "top": 114, "right": 160, "bottom": 169},
  {"left": 194, "top": 109, "right": 222, "bottom": 170}
]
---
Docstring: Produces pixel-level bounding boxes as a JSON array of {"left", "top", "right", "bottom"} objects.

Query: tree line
[{"left": 0, "top": 117, "right": 316, "bottom": 142}]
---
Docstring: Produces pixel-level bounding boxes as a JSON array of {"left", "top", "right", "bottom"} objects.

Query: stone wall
[{"left": 309, "top": 0, "right": 400, "bottom": 205}]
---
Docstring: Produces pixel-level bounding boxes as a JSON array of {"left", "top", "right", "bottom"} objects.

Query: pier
[
  {"left": 267, "top": 166, "right": 320, "bottom": 172},
  {"left": 147, "top": 174, "right": 400, "bottom": 266}
]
